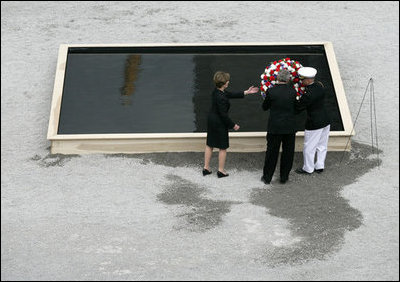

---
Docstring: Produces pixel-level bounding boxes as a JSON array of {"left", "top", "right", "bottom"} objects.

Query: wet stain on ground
[
  {"left": 102, "top": 141, "right": 381, "bottom": 265},
  {"left": 250, "top": 142, "right": 381, "bottom": 266},
  {"left": 31, "top": 149, "right": 80, "bottom": 167},
  {"left": 144, "top": 142, "right": 381, "bottom": 265},
  {"left": 124, "top": 141, "right": 380, "bottom": 171},
  {"left": 157, "top": 174, "right": 242, "bottom": 232}
]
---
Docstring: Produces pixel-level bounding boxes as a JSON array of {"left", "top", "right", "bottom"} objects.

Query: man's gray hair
[{"left": 277, "top": 69, "right": 291, "bottom": 82}]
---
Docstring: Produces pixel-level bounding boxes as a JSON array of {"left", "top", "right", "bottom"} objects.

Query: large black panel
[{"left": 58, "top": 46, "right": 344, "bottom": 134}]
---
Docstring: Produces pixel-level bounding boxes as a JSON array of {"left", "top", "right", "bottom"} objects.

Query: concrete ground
[{"left": 1, "top": 1, "right": 399, "bottom": 281}]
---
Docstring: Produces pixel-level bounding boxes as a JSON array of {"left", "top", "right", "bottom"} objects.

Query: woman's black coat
[{"left": 206, "top": 88, "right": 244, "bottom": 149}]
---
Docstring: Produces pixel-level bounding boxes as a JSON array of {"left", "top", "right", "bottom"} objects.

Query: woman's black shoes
[
  {"left": 203, "top": 169, "right": 229, "bottom": 178},
  {"left": 217, "top": 171, "right": 229, "bottom": 178}
]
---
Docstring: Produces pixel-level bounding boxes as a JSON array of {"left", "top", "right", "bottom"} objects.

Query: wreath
[{"left": 260, "top": 57, "right": 305, "bottom": 98}]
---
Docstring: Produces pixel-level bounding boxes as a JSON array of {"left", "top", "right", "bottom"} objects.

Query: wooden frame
[{"left": 47, "top": 42, "right": 354, "bottom": 154}]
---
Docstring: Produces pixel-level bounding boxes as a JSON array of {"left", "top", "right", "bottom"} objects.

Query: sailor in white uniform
[{"left": 295, "top": 67, "right": 331, "bottom": 174}]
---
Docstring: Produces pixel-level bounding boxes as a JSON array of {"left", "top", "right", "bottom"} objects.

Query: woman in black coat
[{"left": 203, "top": 71, "right": 258, "bottom": 178}]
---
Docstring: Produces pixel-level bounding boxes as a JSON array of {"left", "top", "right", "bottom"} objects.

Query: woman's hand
[
  {"left": 244, "top": 86, "right": 259, "bottom": 95},
  {"left": 233, "top": 124, "right": 240, "bottom": 131}
]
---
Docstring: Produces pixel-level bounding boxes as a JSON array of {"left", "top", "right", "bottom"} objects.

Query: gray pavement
[{"left": 1, "top": 1, "right": 399, "bottom": 281}]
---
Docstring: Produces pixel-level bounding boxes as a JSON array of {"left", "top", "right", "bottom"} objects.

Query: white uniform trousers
[{"left": 302, "top": 125, "right": 330, "bottom": 173}]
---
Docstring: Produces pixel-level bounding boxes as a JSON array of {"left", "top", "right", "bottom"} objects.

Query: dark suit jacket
[
  {"left": 296, "top": 82, "right": 330, "bottom": 130},
  {"left": 262, "top": 84, "right": 298, "bottom": 134}
]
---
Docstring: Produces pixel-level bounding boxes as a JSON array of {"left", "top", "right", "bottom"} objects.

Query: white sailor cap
[{"left": 298, "top": 67, "right": 317, "bottom": 78}]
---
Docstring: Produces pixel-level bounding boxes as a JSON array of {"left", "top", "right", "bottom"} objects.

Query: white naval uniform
[
  {"left": 296, "top": 69, "right": 331, "bottom": 174},
  {"left": 302, "top": 124, "right": 330, "bottom": 173}
]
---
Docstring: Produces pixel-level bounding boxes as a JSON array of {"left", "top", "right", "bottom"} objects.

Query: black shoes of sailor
[{"left": 295, "top": 168, "right": 313, "bottom": 175}]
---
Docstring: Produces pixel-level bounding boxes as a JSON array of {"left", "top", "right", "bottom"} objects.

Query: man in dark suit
[
  {"left": 261, "top": 69, "right": 298, "bottom": 184},
  {"left": 295, "top": 67, "right": 331, "bottom": 174}
]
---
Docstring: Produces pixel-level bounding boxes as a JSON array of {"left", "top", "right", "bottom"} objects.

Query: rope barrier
[{"left": 341, "top": 78, "right": 380, "bottom": 167}]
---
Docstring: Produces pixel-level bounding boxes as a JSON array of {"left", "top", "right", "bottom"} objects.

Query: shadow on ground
[
  {"left": 127, "top": 141, "right": 381, "bottom": 266},
  {"left": 35, "top": 141, "right": 381, "bottom": 266},
  {"left": 248, "top": 142, "right": 381, "bottom": 266},
  {"left": 30, "top": 147, "right": 80, "bottom": 167},
  {"left": 157, "top": 174, "right": 243, "bottom": 232}
]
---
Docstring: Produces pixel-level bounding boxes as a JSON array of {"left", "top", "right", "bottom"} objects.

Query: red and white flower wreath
[{"left": 260, "top": 57, "right": 305, "bottom": 98}]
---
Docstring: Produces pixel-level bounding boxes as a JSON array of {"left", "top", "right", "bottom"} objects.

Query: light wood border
[{"left": 47, "top": 42, "right": 354, "bottom": 154}]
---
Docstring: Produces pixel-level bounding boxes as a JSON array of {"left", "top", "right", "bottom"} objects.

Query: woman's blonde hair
[{"left": 213, "top": 71, "right": 230, "bottom": 88}]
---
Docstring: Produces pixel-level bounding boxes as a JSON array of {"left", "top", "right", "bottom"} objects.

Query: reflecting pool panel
[{"left": 58, "top": 45, "right": 344, "bottom": 134}]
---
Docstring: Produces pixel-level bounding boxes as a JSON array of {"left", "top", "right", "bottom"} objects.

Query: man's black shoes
[
  {"left": 261, "top": 176, "right": 271, "bottom": 185},
  {"left": 280, "top": 178, "right": 288, "bottom": 184},
  {"left": 314, "top": 169, "right": 324, "bottom": 173}
]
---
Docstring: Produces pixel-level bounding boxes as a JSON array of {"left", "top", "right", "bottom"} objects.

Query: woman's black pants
[{"left": 263, "top": 133, "right": 296, "bottom": 182}]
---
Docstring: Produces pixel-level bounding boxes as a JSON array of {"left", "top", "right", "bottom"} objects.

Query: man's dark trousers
[{"left": 263, "top": 133, "right": 296, "bottom": 182}]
